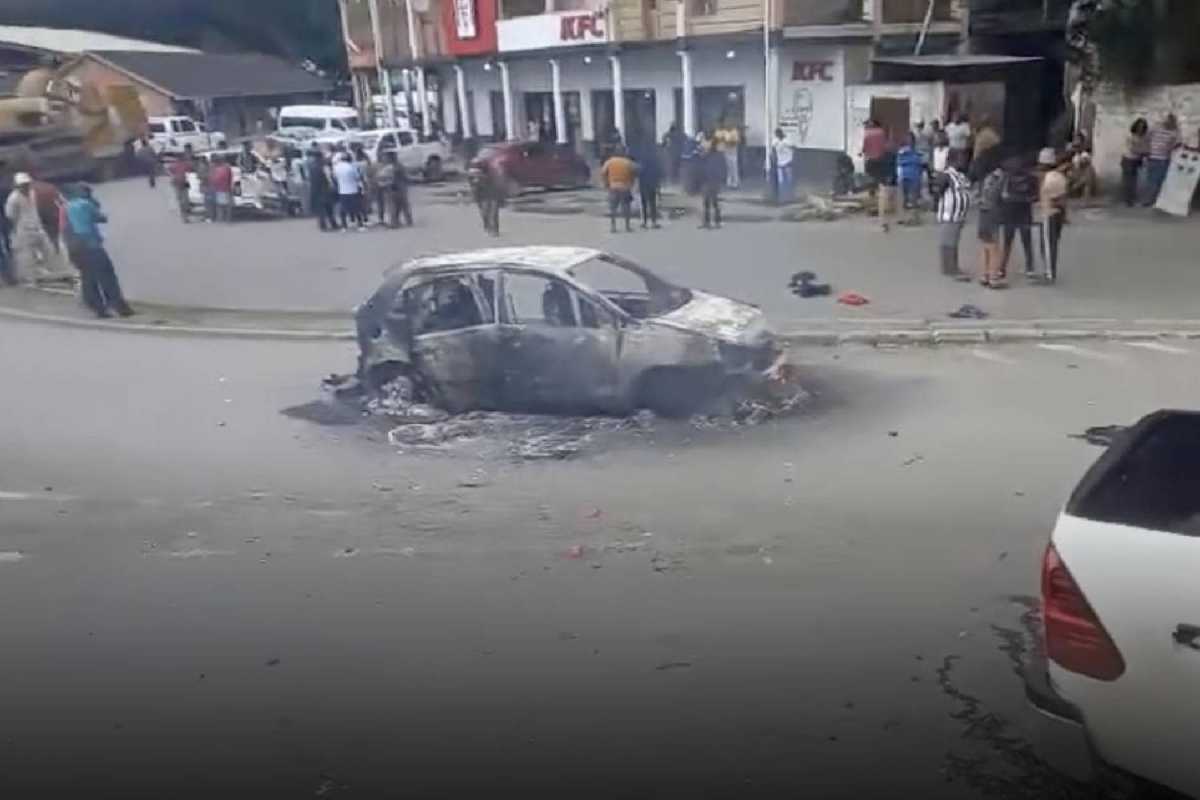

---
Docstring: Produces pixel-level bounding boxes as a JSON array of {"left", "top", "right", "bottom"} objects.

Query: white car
[
  {"left": 1025, "top": 409, "right": 1200, "bottom": 798},
  {"left": 185, "top": 149, "right": 297, "bottom": 217},
  {"left": 353, "top": 128, "right": 453, "bottom": 181},
  {"left": 148, "top": 116, "right": 226, "bottom": 156},
  {"left": 277, "top": 105, "right": 361, "bottom": 147}
]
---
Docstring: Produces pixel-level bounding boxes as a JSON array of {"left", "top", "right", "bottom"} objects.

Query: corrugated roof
[
  {"left": 0, "top": 25, "right": 196, "bottom": 55},
  {"left": 87, "top": 51, "right": 330, "bottom": 100},
  {"left": 872, "top": 54, "right": 1043, "bottom": 67}
]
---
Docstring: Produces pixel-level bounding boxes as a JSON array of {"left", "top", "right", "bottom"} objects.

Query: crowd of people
[{"left": 0, "top": 171, "right": 133, "bottom": 319}]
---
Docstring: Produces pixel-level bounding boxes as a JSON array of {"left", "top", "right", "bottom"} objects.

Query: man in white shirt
[
  {"left": 945, "top": 114, "right": 972, "bottom": 169},
  {"left": 332, "top": 152, "right": 365, "bottom": 231},
  {"left": 772, "top": 128, "right": 794, "bottom": 204}
]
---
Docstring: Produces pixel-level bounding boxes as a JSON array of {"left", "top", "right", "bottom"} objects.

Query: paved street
[
  {"left": 93, "top": 176, "right": 1200, "bottom": 329},
  {"left": 4, "top": 317, "right": 1198, "bottom": 798}
]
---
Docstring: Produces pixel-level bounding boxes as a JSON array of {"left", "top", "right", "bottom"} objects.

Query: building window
[
  {"left": 690, "top": 0, "right": 717, "bottom": 16},
  {"left": 501, "top": 0, "right": 546, "bottom": 18}
]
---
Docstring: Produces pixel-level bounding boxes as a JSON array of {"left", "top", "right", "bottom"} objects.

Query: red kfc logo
[
  {"left": 560, "top": 12, "right": 604, "bottom": 41},
  {"left": 792, "top": 61, "right": 834, "bottom": 81}
]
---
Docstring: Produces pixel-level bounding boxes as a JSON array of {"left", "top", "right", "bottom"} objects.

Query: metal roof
[
  {"left": 83, "top": 51, "right": 329, "bottom": 100},
  {"left": 872, "top": 54, "right": 1043, "bottom": 68},
  {"left": 0, "top": 25, "right": 196, "bottom": 55}
]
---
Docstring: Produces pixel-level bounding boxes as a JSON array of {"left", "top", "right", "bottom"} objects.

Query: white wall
[
  {"left": 776, "top": 44, "right": 847, "bottom": 152},
  {"left": 1093, "top": 82, "right": 1200, "bottom": 185},
  {"left": 844, "top": 81, "right": 944, "bottom": 170}
]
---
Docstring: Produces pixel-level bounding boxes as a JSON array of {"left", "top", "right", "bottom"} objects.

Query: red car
[{"left": 470, "top": 141, "right": 591, "bottom": 192}]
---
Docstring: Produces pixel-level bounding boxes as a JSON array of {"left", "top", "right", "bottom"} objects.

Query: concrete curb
[{"left": 5, "top": 296, "right": 1200, "bottom": 347}]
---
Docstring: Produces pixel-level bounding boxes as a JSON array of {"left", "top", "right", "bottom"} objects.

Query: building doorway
[
  {"left": 675, "top": 86, "right": 744, "bottom": 136},
  {"left": 489, "top": 91, "right": 508, "bottom": 141},
  {"left": 870, "top": 96, "right": 910, "bottom": 145},
  {"left": 523, "top": 92, "right": 582, "bottom": 145},
  {"left": 591, "top": 89, "right": 657, "bottom": 156}
]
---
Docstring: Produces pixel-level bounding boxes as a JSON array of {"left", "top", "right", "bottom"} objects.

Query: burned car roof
[{"left": 390, "top": 246, "right": 604, "bottom": 280}]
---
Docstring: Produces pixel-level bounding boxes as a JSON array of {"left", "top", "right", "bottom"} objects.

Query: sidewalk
[{"left": 20, "top": 177, "right": 1200, "bottom": 339}]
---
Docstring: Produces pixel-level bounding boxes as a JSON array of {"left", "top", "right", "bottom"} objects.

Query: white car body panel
[
  {"left": 1049, "top": 506, "right": 1200, "bottom": 795},
  {"left": 148, "top": 116, "right": 226, "bottom": 155},
  {"left": 354, "top": 128, "right": 453, "bottom": 176}
]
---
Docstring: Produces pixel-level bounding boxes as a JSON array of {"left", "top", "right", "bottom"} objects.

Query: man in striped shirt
[
  {"left": 1145, "top": 113, "right": 1180, "bottom": 206},
  {"left": 934, "top": 155, "right": 972, "bottom": 281}
]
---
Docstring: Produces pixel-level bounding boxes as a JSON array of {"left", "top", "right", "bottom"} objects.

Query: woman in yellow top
[{"left": 715, "top": 122, "right": 741, "bottom": 189}]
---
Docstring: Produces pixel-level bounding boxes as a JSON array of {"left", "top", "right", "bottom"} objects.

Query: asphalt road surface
[{"left": 2, "top": 320, "right": 1194, "bottom": 799}]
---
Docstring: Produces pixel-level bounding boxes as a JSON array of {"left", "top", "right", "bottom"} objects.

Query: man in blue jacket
[
  {"left": 895, "top": 131, "right": 925, "bottom": 224},
  {"left": 63, "top": 185, "right": 133, "bottom": 318}
]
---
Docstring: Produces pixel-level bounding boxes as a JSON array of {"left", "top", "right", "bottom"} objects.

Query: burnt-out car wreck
[{"left": 354, "top": 247, "right": 795, "bottom": 417}]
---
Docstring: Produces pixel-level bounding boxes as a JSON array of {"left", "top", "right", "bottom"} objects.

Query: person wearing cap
[
  {"left": 4, "top": 172, "right": 58, "bottom": 285},
  {"left": 62, "top": 184, "right": 133, "bottom": 318}
]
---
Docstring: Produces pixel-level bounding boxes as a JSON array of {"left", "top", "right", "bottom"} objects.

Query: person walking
[
  {"left": 715, "top": 121, "right": 740, "bottom": 190},
  {"left": 699, "top": 146, "right": 727, "bottom": 229},
  {"left": 1038, "top": 150, "right": 1069, "bottom": 285},
  {"left": 1121, "top": 117, "right": 1149, "bottom": 208},
  {"left": 136, "top": 137, "right": 159, "bottom": 188},
  {"left": 773, "top": 128, "right": 794, "bottom": 205},
  {"left": 945, "top": 113, "right": 972, "bottom": 173},
  {"left": 289, "top": 150, "right": 311, "bottom": 217},
  {"left": 933, "top": 154, "right": 971, "bottom": 281},
  {"left": 209, "top": 157, "right": 234, "bottom": 223},
  {"left": 600, "top": 146, "right": 637, "bottom": 233},
  {"left": 333, "top": 153, "right": 365, "bottom": 232},
  {"left": 635, "top": 143, "right": 662, "bottom": 229},
  {"left": 468, "top": 161, "right": 504, "bottom": 236},
  {"left": 1145, "top": 113, "right": 1180, "bottom": 206},
  {"left": 861, "top": 118, "right": 888, "bottom": 196},
  {"left": 662, "top": 124, "right": 685, "bottom": 184},
  {"left": 5, "top": 172, "right": 58, "bottom": 285},
  {"left": 976, "top": 162, "right": 1006, "bottom": 288},
  {"left": 998, "top": 155, "right": 1039, "bottom": 280},
  {"left": 62, "top": 184, "right": 133, "bottom": 318},
  {"left": 895, "top": 132, "right": 925, "bottom": 224},
  {"left": 167, "top": 145, "right": 195, "bottom": 222},
  {"left": 914, "top": 121, "right": 934, "bottom": 167},
  {"left": 306, "top": 146, "right": 335, "bottom": 231}
]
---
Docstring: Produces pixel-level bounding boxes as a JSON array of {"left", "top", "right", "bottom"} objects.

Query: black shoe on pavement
[
  {"left": 96, "top": 309, "right": 113, "bottom": 319},
  {"left": 116, "top": 305, "right": 135, "bottom": 317}
]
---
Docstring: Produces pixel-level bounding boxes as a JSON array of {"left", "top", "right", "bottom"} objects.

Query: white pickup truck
[
  {"left": 148, "top": 116, "right": 226, "bottom": 156},
  {"left": 1025, "top": 409, "right": 1200, "bottom": 798},
  {"left": 353, "top": 128, "right": 453, "bottom": 182}
]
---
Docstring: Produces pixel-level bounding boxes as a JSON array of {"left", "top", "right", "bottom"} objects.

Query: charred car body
[{"left": 354, "top": 247, "right": 789, "bottom": 417}]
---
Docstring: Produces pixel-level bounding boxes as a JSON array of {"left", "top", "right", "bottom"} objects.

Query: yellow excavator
[{"left": 0, "top": 65, "right": 148, "bottom": 182}]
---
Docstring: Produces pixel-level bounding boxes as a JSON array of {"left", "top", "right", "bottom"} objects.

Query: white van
[{"left": 276, "top": 105, "right": 361, "bottom": 144}]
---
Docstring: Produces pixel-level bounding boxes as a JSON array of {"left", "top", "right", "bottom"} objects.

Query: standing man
[
  {"left": 600, "top": 146, "right": 637, "bottom": 233},
  {"left": 895, "top": 132, "right": 925, "bottom": 224},
  {"left": 635, "top": 143, "right": 662, "bottom": 229},
  {"left": 662, "top": 124, "right": 685, "bottom": 184},
  {"left": 976, "top": 161, "right": 1006, "bottom": 288},
  {"left": 945, "top": 114, "right": 972, "bottom": 174},
  {"left": 1144, "top": 112, "right": 1179, "bottom": 206},
  {"left": 861, "top": 119, "right": 888, "bottom": 202},
  {"left": 306, "top": 146, "right": 335, "bottom": 231},
  {"left": 468, "top": 161, "right": 503, "bottom": 237},
  {"left": 209, "top": 157, "right": 234, "bottom": 223},
  {"left": 168, "top": 144, "right": 195, "bottom": 222},
  {"left": 332, "top": 153, "right": 365, "bottom": 232},
  {"left": 351, "top": 143, "right": 378, "bottom": 226},
  {"left": 998, "top": 155, "right": 1039, "bottom": 280},
  {"left": 136, "top": 137, "right": 159, "bottom": 188},
  {"left": 237, "top": 140, "right": 257, "bottom": 174},
  {"left": 5, "top": 173, "right": 57, "bottom": 285},
  {"left": 715, "top": 120, "right": 740, "bottom": 190},
  {"left": 773, "top": 129, "right": 794, "bottom": 205},
  {"left": 699, "top": 145, "right": 727, "bottom": 229},
  {"left": 1038, "top": 150, "right": 1069, "bottom": 285},
  {"left": 933, "top": 154, "right": 971, "bottom": 281},
  {"left": 63, "top": 185, "right": 133, "bottom": 318},
  {"left": 195, "top": 156, "right": 216, "bottom": 222},
  {"left": 914, "top": 121, "right": 934, "bottom": 168},
  {"left": 378, "top": 151, "right": 413, "bottom": 228}
]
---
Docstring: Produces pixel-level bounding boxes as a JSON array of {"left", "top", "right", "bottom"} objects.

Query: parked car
[
  {"left": 185, "top": 149, "right": 298, "bottom": 217},
  {"left": 148, "top": 116, "right": 226, "bottom": 156},
  {"left": 354, "top": 246, "right": 790, "bottom": 416},
  {"left": 469, "top": 141, "right": 591, "bottom": 193},
  {"left": 277, "top": 105, "right": 360, "bottom": 147},
  {"left": 1025, "top": 409, "right": 1200, "bottom": 798},
  {"left": 353, "top": 128, "right": 453, "bottom": 181}
]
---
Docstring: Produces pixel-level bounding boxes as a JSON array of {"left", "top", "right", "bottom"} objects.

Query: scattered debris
[
  {"left": 788, "top": 270, "right": 832, "bottom": 298},
  {"left": 1069, "top": 424, "right": 1126, "bottom": 447},
  {"left": 654, "top": 661, "right": 693, "bottom": 672},
  {"left": 948, "top": 304, "right": 989, "bottom": 320},
  {"left": 837, "top": 291, "right": 870, "bottom": 307},
  {"left": 887, "top": 430, "right": 899, "bottom": 437},
  {"left": 265, "top": 657, "right": 281, "bottom": 667},
  {"left": 902, "top": 454, "right": 925, "bottom": 467},
  {"left": 564, "top": 544, "right": 586, "bottom": 559}
]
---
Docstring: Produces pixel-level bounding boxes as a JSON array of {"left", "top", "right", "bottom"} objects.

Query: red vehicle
[{"left": 470, "top": 141, "right": 591, "bottom": 192}]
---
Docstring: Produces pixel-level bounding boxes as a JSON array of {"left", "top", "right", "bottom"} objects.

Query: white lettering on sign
[
  {"left": 454, "top": 0, "right": 477, "bottom": 39},
  {"left": 497, "top": 11, "right": 608, "bottom": 52}
]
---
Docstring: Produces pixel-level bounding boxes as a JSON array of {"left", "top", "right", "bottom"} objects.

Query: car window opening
[{"left": 568, "top": 255, "right": 691, "bottom": 319}]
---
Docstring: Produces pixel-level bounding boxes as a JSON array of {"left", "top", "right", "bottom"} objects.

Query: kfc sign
[
  {"left": 497, "top": 10, "right": 608, "bottom": 51},
  {"left": 560, "top": 12, "right": 604, "bottom": 41},
  {"left": 454, "top": 0, "right": 477, "bottom": 38},
  {"left": 792, "top": 60, "right": 834, "bottom": 81}
]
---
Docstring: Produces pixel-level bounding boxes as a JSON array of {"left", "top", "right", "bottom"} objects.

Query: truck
[
  {"left": 353, "top": 127, "right": 453, "bottom": 182},
  {"left": 0, "top": 66, "right": 148, "bottom": 182}
]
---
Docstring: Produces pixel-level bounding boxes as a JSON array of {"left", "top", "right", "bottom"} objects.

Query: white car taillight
[{"left": 1042, "top": 543, "right": 1126, "bottom": 681}]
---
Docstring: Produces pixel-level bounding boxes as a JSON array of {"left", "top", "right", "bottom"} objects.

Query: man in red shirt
[
  {"left": 167, "top": 144, "right": 195, "bottom": 222},
  {"left": 208, "top": 158, "right": 234, "bottom": 223}
]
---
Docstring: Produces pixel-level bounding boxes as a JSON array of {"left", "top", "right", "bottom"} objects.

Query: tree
[{"left": 1070, "top": 0, "right": 1200, "bottom": 90}]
